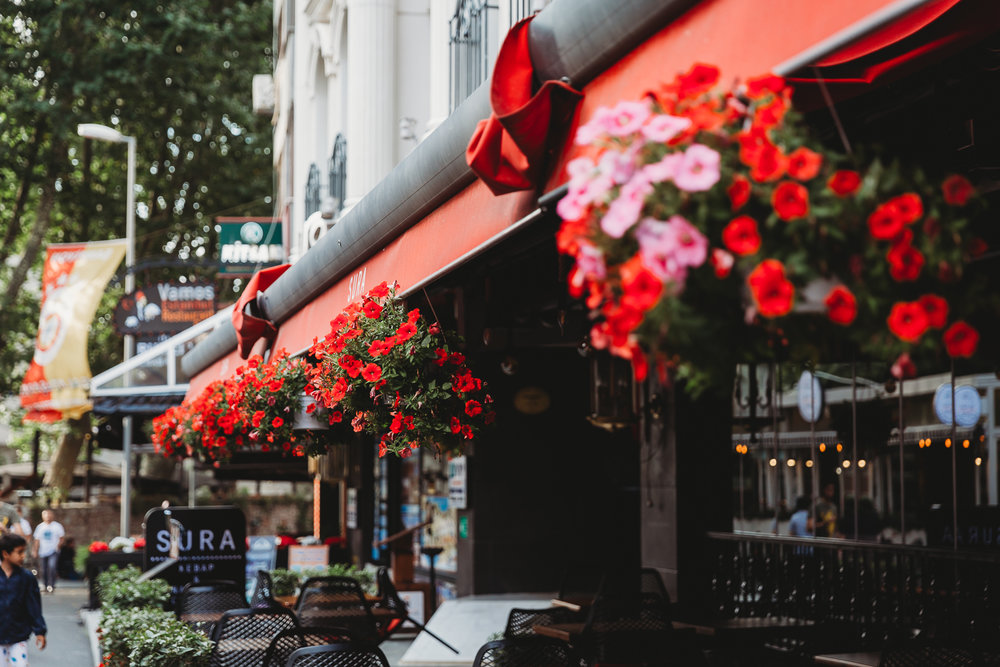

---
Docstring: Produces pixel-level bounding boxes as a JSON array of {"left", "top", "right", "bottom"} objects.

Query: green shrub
[
  {"left": 269, "top": 564, "right": 374, "bottom": 597},
  {"left": 99, "top": 607, "right": 213, "bottom": 667},
  {"left": 96, "top": 566, "right": 170, "bottom": 610},
  {"left": 269, "top": 568, "right": 301, "bottom": 597}
]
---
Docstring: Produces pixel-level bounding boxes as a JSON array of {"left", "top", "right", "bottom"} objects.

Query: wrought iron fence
[
  {"left": 449, "top": 0, "right": 497, "bottom": 112},
  {"left": 304, "top": 163, "right": 321, "bottom": 218},
  {"left": 327, "top": 134, "right": 346, "bottom": 215},
  {"left": 704, "top": 531, "right": 1000, "bottom": 647}
]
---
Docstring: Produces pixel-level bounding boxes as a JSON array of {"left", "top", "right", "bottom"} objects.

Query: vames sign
[{"left": 143, "top": 506, "right": 247, "bottom": 590}]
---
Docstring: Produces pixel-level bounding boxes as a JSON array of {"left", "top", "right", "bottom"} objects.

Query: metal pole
[
  {"left": 120, "top": 136, "right": 136, "bottom": 539},
  {"left": 809, "top": 365, "right": 818, "bottom": 536},
  {"left": 951, "top": 360, "right": 958, "bottom": 551},
  {"left": 852, "top": 361, "right": 859, "bottom": 541},
  {"left": 898, "top": 378, "right": 906, "bottom": 542}
]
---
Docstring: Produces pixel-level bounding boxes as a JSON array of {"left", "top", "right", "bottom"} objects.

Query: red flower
[
  {"left": 887, "top": 301, "right": 929, "bottom": 342},
  {"left": 753, "top": 97, "right": 787, "bottom": 129},
  {"left": 867, "top": 201, "right": 905, "bottom": 240},
  {"left": 252, "top": 410, "right": 265, "bottom": 428},
  {"left": 434, "top": 348, "right": 448, "bottom": 366},
  {"left": 942, "top": 175, "right": 974, "bottom": 206},
  {"left": 676, "top": 63, "right": 720, "bottom": 99},
  {"left": 968, "top": 237, "right": 988, "bottom": 258},
  {"left": 886, "top": 243, "right": 924, "bottom": 282},
  {"left": 710, "top": 248, "right": 734, "bottom": 278},
  {"left": 267, "top": 379, "right": 284, "bottom": 392},
  {"left": 727, "top": 175, "right": 751, "bottom": 211},
  {"left": 786, "top": 147, "right": 822, "bottom": 181},
  {"left": 748, "top": 259, "right": 794, "bottom": 317},
  {"left": 367, "top": 281, "right": 390, "bottom": 298},
  {"left": 745, "top": 74, "right": 787, "bottom": 99},
  {"left": 619, "top": 255, "right": 662, "bottom": 312},
  {"left": 772, "top": 181, "right": 809, "bottom": 221},
  {"left": 918, "top": 294, "right": 949, "bottom": 329},
  {"left": 891, "top": 353, "right": 917, "bottom": 380},
  {"left": 450, "top": 416, "right": 462, "bottom": 434},
  {"left": 722, "top": 216, "right": 761, "bottom": 256},
  {"left": 827, "top": 170, "right": 861, "bottom": 196},
  {"left": 271, "top": 416, "right": 284, "bottom": 428},
  {"left": 338, "top": 355, "right": 363, "bottom": 378},
  {"left": 943, "top": 321, "right": 979, "bottom": 358},
  {"left": 824, "top": 286, "right": 857, "bottom": 326},
  {"left": 361, "top": 363, "right": 382, "bottom": 382},
  {"left": 448, "top": 352, "right": 466, "bottom": 365},
  {"left": 362, "top": 300, "right": 383, "bottom": 319},
  {"left": 396, "top": 322, "right": 418, "bottom": 342},
  {"left": 887, "top": 193, "right": 923, "bottom": 225},
  {"left": 749, "top": 144, "right": 787, "bottom": 183},
  {"left": 465, "top": 400, "right": 483, "bottom": 417}
]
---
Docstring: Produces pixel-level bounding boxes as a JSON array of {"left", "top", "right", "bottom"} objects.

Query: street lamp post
[{"left": 77, "top": 123, "right": 136, "bottom": 539}]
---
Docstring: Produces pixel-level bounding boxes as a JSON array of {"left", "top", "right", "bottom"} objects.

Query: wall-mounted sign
[
  {"left": 346, "top": 488, "right": 358, "bottom": 529},
  {"left": 217, "top": 217, "right": 284, "bottom": 276},
  {"left": 245, "top": 535, "right": 278, "bottom": 599},
  {"left": 797, "top": 370, "right": 823, "bottom": 423},
  {"left": 448, "top": 456, "right": 467, "bottom": 510},
  {"left": 143, "top": 506, "right": 247, "bottom": 591},
  {"left": 933, "top": 384, "right": 982, "bottom": 428},
  {"left": 288, "top": 545, "right": 329, "bottom": 573},
  {"left": 113, "top": 281, "right": 216, "bottom": 336}
]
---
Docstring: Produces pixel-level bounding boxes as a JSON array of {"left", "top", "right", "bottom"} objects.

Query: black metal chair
[
  {"left": 261, "top": 626, "right": 354, "bottom": 667},
  {"left": 877, "top": 647, "right": 978, "bottom": 667},
  {"left": 210, "top": 607, "right": 299, "bottom": 667},
  {"left": 471, "top": 637, "right": 577, "bottom": 667},
  {"left": 639, "top": 567, "right": 669, "bottom": 601},
  {"left": 177, "top": 580, "right": 250, "bottom": 637},
  {"left": 579, "top": 591, "right": 695, "bottom": 667},
  {"left": 285, "top": 643, "right": 390, "bottom": 667},
  {"left": 371, "top": 567, "right": 459, "bottom": 653},
  {"left": 295, "top": 576, "right": 379, "bottom": 642},
  {"left": 504, "top": 606, "right": 579, "bottom": 638},
  {"left": 251, "top": 570, "right": 282, "bottom": 609}
]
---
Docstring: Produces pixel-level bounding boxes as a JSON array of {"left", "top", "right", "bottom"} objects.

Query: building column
[
  {"left": 426, "top": 0, "right": 451, "bottom": 133},
  {"left": 346, "top": 0, "right": 396, "bottom": 204}
]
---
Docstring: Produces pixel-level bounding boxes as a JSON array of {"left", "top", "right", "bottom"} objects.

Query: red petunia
[
  {"left": 252, "top": 410, "right": 265, "bottom": 428},
  {"left": 745, "top": 73, "right": 787, "bottom": 99},
  {"left": 728, "top": 175, "right": 751, "bottom": 211},
  {"left": 465, "top": 400, "right": 483, "bottom": 417},
  {"left": 675, "top": 63, "right": 720, "bottom": 99},
  {"left": 891, "top": 353, "right": 917, "bottom": 380},
  {"left": 748, "top": 259, "right": 794, "bottom": 318},
  {"left": 450, "top": 416, "right": 462, "bottom": 434},
  {"left": 887, "top": 301, "right": 929, "bottom": 343},
  {"left": 619, "top": 255, "right": 662, "bottom": 312},
  {"left": 968, "top": 237, "right": 988, "bottom": 258},
  {"left": 433, "top": 348, "right": 448, "bottom": 366},
  {"left": 362, "top": 300, "right": 383, "bottom": 319},
  {"left": 722, "top": 216, "right": 761, "bottom": 256},
  {"left": 711, "top": 248, "right": 734, "bottom": 278},
  {"left": 943, "top": 321, "right": 979, "bottom": 358},
  {"left": 396, "top": 322, "right": 418, "bottom": 342},
  {"left": 827, "top": 170, "right": 861, "bottom": 197},
  {"left": 786, "top": 147, "right": 822, "bottom": 181},
  {"left": 268, "top": 379, "right": 283, "bottom": 392},
  {"left": 887, "top": 193, "right": 923, "bottom": 225},
  {"left": 824, "top": 286, "right": 857, "bottom": 326},
  {"left": 361, "top": 363, "right": 382, "bottom": 382},
  {"left": 271, "top": 416, "right": 284, "bottom": 428},
  {"left": 753, "top": 97, "right": 787, "bottom": 129},
  {"left": 918, "top": 294, "right": 949, "bottom": 329},
  {"left": 886, "top": 243, "right": 924, "bottom": 282},
  {"left": 942, "top": 175, "right": 974, "bottom": 206},
  {"left": 749, "top": 144, "right": 787, "bottom": 183},
  {"left": 867, "top": 201, "right": 905, "bottom": 240},
  {"left": 367, "top": 281, "right": 390, "bottom": 298},
  {"left": 772, "top": 181, "right": 809, "bottom": 221}
]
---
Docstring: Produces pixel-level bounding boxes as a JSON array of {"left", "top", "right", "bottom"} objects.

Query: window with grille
[
  {"left": 304, "top": 163, "right": 321, "bottom": 218},
  {"left": 327, "top": 134, "right": 346, "bottom": 215}
]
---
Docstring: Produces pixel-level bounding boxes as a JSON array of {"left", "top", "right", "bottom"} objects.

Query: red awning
[{"left": 183, "top": 348, "right": 245, "bottom": 403}]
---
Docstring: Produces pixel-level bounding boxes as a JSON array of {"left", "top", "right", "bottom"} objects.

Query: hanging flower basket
[
  {"left": 556, "top": 63, "right": 990, "bottom": 394},
  {"left": 307, "top": 281, "right": 495, "bottom": 458}
]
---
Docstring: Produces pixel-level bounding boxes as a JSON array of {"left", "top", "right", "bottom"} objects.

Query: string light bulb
[
  {"left": 857, "top": 459, "right": 867, "bottom": 468},
  {"left": 975, "top": 457, "right": 983, "bottom": 466},
  {"left": 843, "top": 460, "right": 851, "bottom": 468},
  {"left": 769, "top": 458, "right": 777, "bottom": 467},
  {"left": 819, "top": 443, "right": 826, "bottom": 453},
  {"left": 963, "top": 440, "right": 970, "bottom": 449},
  {"left": 805, "top": 460, "right": 813, "bottom": 468},
  {"left": 787, "top": 459, "right": 796, "bottom": 467},
  {"left": 836, "top": 443, "right": 843, "bottom": 452},
  {"left": 945, "top": 438, "right": 952, "bottom": 448}
]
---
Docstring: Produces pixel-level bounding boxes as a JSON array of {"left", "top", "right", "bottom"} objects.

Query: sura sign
[
  {"left": 217, "top": 217, "right": 284, "bottom": 276},
  {"left": 143, "top": 506, "right": 247, "bottom": 589}
]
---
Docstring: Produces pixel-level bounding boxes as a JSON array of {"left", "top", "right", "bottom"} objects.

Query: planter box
[{"left": 85, "top": 550, "right": 144, "bottom": 609}]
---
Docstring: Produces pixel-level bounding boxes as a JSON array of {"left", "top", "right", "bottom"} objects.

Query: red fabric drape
[
  {"left": 232, "top": 264, "right": 291, "bottom": 359},
  {"left": 466, "top": 15, "right": 582, "bottom": 195}
]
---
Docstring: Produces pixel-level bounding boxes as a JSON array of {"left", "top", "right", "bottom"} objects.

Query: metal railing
[
  {"left": 304, "top": 163, "right": 321, "bottom": 218},
  {"left": 327, "top": 134, "right": 346, "bottom": 215},
  {"left": 449, "top": 0, "right": 497, "bottom": 112},
  {"left": 703, "top": 531, "right": 1000, "bottom": 646}
]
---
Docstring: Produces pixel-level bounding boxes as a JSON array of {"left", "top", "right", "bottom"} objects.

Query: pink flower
[
  {"left": 669, "top": 215, "right": 709, "bottom": 267},
  {"left": 604, "top": 100, "right": 651, "bottom": 137},
  {"left": 575, "top": 242, "right": 607, "bottom": 281},
  {"left": 566, "top": 156, "right": 596, "bottom": 182},
  {"left": 642, "top": 114, "right": 692, "bottom": 142},
  {"left": 556, "top": 184, "right": 590, "bottom": 221},
  {"left": 673, "top": 144, "right": 721, "bottom": 192},
  {"left": 598, "top": 147, "right": 641, "bottom": 185},
  {"left": 574, "top": 106, "right": 615, "bottom": 145},
  {"left": 642, "top": 153, "right": 683, "bottom": 184},
  {"left": 710, "top": 248, "right": 734, "bottom": 278},
  {"left": 600, "top": 175, "right": 651, "bottom": 238},
  {"left": 636, "top": 218, "right": 687, "bottom": 285}
]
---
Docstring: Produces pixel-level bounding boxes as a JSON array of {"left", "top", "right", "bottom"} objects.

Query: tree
[{"left": 0, "top": 0, "right": 274, "bottom": 495}]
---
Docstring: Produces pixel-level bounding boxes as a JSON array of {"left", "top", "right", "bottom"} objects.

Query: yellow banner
[{"left": 20, "top": 239, "right": 127, "bottom": 422}]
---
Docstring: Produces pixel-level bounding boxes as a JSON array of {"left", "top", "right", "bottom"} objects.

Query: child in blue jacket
[{"left": 0, "top": 533, "right": 46, "bottom": 665}]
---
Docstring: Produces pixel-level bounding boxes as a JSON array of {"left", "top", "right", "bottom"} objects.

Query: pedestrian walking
[
  {"left": 0, "top": 533, "right": 47, "bottom": 666},
  {"left": 31, "top": 512, "right": 64, "bottom": 594}
]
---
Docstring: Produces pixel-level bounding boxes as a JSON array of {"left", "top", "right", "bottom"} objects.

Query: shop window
[
  {"left": 449, "top": 0, "right": 498, "bottom": 112},
  {"left": 304, "top": 163, "right": 321, "bottom": 218},
  {"left": 327, "top": 133, "right": 346, "bottom": 215}
]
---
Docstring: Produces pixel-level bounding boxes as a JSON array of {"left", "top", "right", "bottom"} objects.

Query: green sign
[
  {"left": 217, "top": 218, "right": 283, "bottom": 276},
  {"left": 458, "top": 515, "right": 468, "bottom": 539}
]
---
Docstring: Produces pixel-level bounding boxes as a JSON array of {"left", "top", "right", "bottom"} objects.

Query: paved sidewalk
[{"left": 27, "top": 579, "right": 93, "bottom": 667}]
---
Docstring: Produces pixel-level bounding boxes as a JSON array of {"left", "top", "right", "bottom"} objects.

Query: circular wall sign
[
  {"left": 797, "top": 370, "right": 823, "bottom": 423},
  {"left": 933, "top": 384, "right": 982, "bottom": 428}
]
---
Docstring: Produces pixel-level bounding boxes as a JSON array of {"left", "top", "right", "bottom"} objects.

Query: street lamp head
[{"left": 77, "top": 123, "right": 132, "bottom": 144}]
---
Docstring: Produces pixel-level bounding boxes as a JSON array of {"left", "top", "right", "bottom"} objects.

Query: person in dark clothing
[
  {"left": 0, "top": 533, "right": 47, "bottom": 665},
  {"left": 56, "top": 537, "right": 81, "bottom": 581}
]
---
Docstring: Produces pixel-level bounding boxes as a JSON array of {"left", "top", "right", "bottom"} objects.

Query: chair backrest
[
  {"left": 582, "top": 591, "right": 674, "bottom": 664},
  {"left": 262, "top": 626, "right": 355, "bottom": 667},
  {"left": 374, "top": 567, "right": 406, "bottom": 614},
  {"left": 877, "top": 647, "right": 977, "bottom": 667},
  {"left": 472, "top": 637, "right": 576, "bottom": 667},
  {"left": 210, "top": 607, "right": 299, "bottom": 667},
  {"left": 295, "top": 576, "right": 378, "bottom": 641},
  {"left": 285, "top": 643, "right": 390, "bottom": 667},
  {"left": 251, "top": 570, "right": 280, "bottom": 609},
  {"left": 178, "top": 580, "right": 250, "bottom": 636},
  {"left": 639, "top": 567, "right": 670, "bottom": 602},
  {"left": 504, "top": 606, "right": 578, "bottom": 639}
]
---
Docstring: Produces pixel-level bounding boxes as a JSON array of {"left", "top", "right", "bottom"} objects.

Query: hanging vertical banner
[{"left": 19, "top": 239, "right": 127, "bottom": 422}]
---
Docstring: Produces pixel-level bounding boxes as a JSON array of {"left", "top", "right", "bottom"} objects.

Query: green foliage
[
  {"left": 99, "top": 607, "right": 213, "bottom": 667},
  {"left": 269, "top": 564, "right": 375, "bottom": 597},
  {"left": 96, "top": 565, "right": 170, "bottom": 610}
]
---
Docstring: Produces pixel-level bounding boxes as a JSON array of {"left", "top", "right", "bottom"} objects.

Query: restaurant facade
[{"left": 179, "top": 0, "right": 1000, "bottom": 617}]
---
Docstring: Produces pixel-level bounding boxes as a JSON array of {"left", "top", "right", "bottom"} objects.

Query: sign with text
[
  {"left": 143, "top": 506, "right": 247, "bottom": 590},
  {"left": 245, "top": 535, "right": 278, "bottom": 599},
  {"left": 113, "top": 281, "right": 216, "bottom": 336},
  {"left": 217, "top": 217, "right": 284, "bottom": 276},
  {"left": 287, "top": 544, "right": 329, "bottom": 573}
]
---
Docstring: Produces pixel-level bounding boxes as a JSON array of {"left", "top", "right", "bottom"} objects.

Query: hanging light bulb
[
  {"left": 819, "top": 443, "right": 826, "bottom": 453},
  {"left": 857, "top": 459, "right": 867, "bottom": 468},
  {"left": 769, "top": 458, "right": 777, "bottom": 467},
  {"left": 843, "top": 460, "right": 851, "bottom": 468},
  {"left": 787, "top": 458, "right": 796, "bottom": 467},
  {"left": 805, "top": 460, "right": 813, "bottom": 468}
]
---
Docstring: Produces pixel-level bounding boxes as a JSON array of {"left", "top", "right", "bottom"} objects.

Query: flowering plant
[
  {"left": 152, "top": 377, "right": 246, "bottom": 463},
  {"left": 89, "top": 540, "right": 109, "bottom": 553},
  {"left": 557, "top": 63, "right": 989, "bottom": 393},
  {"left": 307, "top": 281, "right": 495, "bottom": 458}
]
